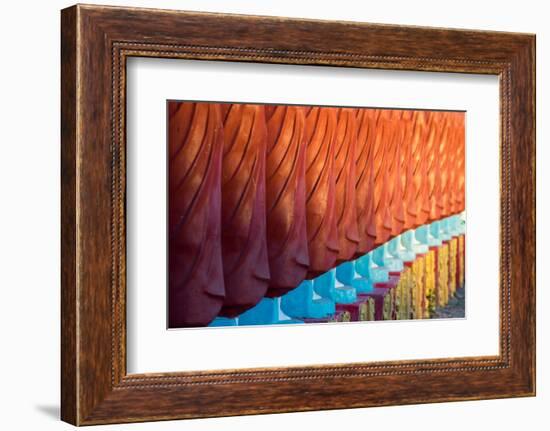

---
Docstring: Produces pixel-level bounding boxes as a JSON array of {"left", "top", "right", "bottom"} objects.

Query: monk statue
[
  {"left": 218, "top": 103, "right": 271, "bottom": 317},
  {"left": 354, "top": 108, "right": 379, "bottom": 257},
  {"left": 264, "top": 105, "right": 310, "bottom": 297},
  {"left": 333, "top": 108, "right": 360, "bottom": 263},
  {"left": 303, "top": 106, "right": 339, "bottom": 277},
  {"left": 168, "top": 102, "right": 225, "bottom": 327}
]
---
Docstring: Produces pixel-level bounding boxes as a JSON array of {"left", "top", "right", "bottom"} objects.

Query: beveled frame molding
[{"left": 61, "top": 4, "right": 535, "bottom": 425}]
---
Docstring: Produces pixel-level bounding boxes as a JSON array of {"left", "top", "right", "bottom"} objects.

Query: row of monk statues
[{"left": 168, "top": 102, "right": 465, "bottom": 328}]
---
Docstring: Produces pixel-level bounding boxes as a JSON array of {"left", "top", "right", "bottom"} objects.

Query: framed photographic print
[{"left": 61, "top": 4, "right": 535, "bottom": 425}]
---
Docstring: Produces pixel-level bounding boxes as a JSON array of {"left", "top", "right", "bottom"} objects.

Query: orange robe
[
  {"left": 373, "top": 113, "right": 395, "bottom": 245},
  {"left": 303, "top": 107, "right": 339, "bottom": 277},
  {"left": 354, "top": 108, "right": 379, "bottom": 256},
  {"left": 334, "top": 108, "right": 360, "bottom": 262},
  {"left": 264, "top": 106, "right": 309, "bottom": 297}
]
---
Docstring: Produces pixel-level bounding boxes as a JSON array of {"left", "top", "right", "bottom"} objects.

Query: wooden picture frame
[{"left": 61, "top": 4, "right": 535, "bottom": 425}]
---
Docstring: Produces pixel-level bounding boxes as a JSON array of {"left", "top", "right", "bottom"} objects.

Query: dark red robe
[
  {"left": 218, "top": 104, "right": 271, "bottom": 317},
  {"left": 168, "top": 102, "right": 225, "bottom": 327}
]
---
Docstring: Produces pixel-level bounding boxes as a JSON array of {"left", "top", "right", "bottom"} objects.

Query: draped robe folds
[
  {"left": 448, "top": 116, "right": 460, "bottom": 216},
  {"left": 166, "top": 103, "right": 466, "bottom": 326},
  {"left": 438, "top": 114, "right": 451, "bottom": 218},
  {"left": 447, "top": 112, "right": 466, "bottom": 215},
  {"left": 218, "top": 104, "right": 271, "bottom": 317},
  {"left": 264, "top": 106, "right": 310, "bottom": 297},
  {"left": 454, "top": 113, "right": 466, "bottom": 214},
  {"left": 387, "top": 111, "right": 407, "bottom": 238},
  {"left": 402, "top": 112, "right": 419, "bottom": 231},
  {"left": 428, "top": 114, "right": 445, "bottom": 222},
  {"left": 372, "top": 113, "right": 396, "bottom": 245},
  {"left": 333, "top": 108, "right": 360, "bottom": 262},
  {"left": 168, "top": 102, "right": 225, "bottom": 327},
  {"left": 303, "top": 107, "right": 340, "bottom": 277},
  {"left": 414, "top": 112, "right": 433, "bottom": 227},
  {"left": 354, "top": 109, "right": 378, "bottom": 257}
]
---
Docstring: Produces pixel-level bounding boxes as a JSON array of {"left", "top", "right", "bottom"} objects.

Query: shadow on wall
[{"left": 34, "top": 405, "right": 59, "bottom": 421}]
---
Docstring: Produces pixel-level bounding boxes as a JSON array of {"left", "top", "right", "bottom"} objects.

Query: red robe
[{"left": 218, "top": 104, "right": 271, "bottom": 317}]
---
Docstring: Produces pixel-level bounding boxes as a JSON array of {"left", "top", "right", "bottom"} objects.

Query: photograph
[
  {"left": 48, "top": 2, "right": 537, "bottom": 426},
  {"left": 168, "top": 102, "right": 466, "bottom": 328}
]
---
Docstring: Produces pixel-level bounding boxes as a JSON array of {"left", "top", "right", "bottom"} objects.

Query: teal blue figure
[
  {"left": 402, "top": 229, "right": 429, "bottom": 255},
  {"left": 438, "top": 218, "right": 452, "bottom": 241},
  {"left": 208, "top": 317, "right": 238, "bottom": 327},
  {"left": 313, "top": 269, "right": 357, "bottom": 304},
  {"left": 416, "top": 222, "right": 442, "bottom": 247},
  {"left": 280, "top": 280, "right": 335, "bottom": 319},
  {"left": 335, "top": 261, "right": 371, "bottom": 293},
  {"left": 430, "top": 220, "right": 441, "bottom": 240},
  {"left": 448, "top": 213, "right": 465, "bottom": 236},
  {"left": 355, "top": 252, "right": 389, "bottom": 284},
  {"left": 449, "top": 217, "right": 458, "bottom": 237},
  {"left": 447, "top": 215, "right": 459, "bottom": 236},
  {"left": 372, "top": 243, "right": 403, "bottom": 272},
  {"left": 238, "top": 298, "right": 303, "bottom": 326},
  {"left": 387, "top": 234, "right": 416, "bottom": 262},
  {"left": 458, "top": 212, "right": 466, "bottom": 235}
]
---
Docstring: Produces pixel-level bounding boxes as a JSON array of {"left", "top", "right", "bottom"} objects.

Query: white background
[
  {"left": 0, "top": 0, "right": 546, "bottom": 430},
  {"left": 127, "top": 59, "right": 499, "bottom": 373}
]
